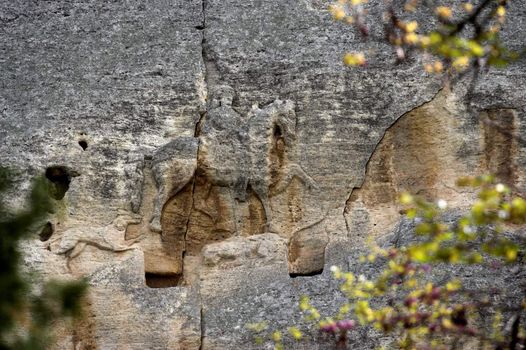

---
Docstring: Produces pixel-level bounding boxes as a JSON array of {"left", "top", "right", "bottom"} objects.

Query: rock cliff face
[{"left": 1, "top": 0, "right": 526, "bottom": 348}]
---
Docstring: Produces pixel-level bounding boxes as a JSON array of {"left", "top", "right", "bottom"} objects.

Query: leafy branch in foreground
[
  {"left": 250, "top": 175, "right": 526, "bottom": 349},
  {"left": 330, "top": 0, "right": 519, "bottom": 73},
  {"left": 0, "top": 168, "right": 87, "bottom": 350}
]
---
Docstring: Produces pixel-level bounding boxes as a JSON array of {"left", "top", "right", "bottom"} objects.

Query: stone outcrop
[{"left": 1, "top": 0, "right": 526, "bottom": 348}]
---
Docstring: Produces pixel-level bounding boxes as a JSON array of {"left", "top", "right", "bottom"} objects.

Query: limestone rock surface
[{"left": 1, "top": 0, "right": 526, "bottom": 348}]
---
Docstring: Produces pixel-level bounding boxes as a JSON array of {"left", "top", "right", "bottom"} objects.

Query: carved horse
[{"left": 149, "top": 87, "right": 316, "bottom": 234}]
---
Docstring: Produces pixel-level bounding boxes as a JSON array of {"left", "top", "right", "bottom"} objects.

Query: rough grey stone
[{"left": 2, "top": 0, "right": 526, "bottom": 348}]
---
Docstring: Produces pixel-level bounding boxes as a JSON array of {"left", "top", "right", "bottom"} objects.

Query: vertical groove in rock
[
  {"left": 182, "top": 177, "right": 196, "bottom": 263},
  {"left": 187, "top": 0, "right": 209, "bottom": 266},
  {"left": 195, "top": 0, "right": 210, "bottom": 127},
  {"left": 200, "top": 0, "right": 215, "bottom": 93},
  {"left": 198, "top": 306, "right": 204, "bottom": 350},
  {"left": 196, "top": 1, "right": 208, "bottom": 347}
]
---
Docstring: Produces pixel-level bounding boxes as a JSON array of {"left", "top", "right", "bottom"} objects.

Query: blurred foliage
[
  {"left": 0, "top": 167, "right": 87, "bottom": 350},
  {"left": 250, "top": 176, "right": 526, "bottom": 349},
  {"left": 330, "top": 0, "right": 520, "bottom": 74}
]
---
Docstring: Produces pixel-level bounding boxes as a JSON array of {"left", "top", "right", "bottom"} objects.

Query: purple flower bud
[
  {"left": 430, "top": 287, "right": 441, "bottom": 300},
  {"left": 404, "top": 297, "right": 417, "bottom": 307},
  {"left": 321, "top": 323, "right": 338, "bottom": 333},
  {"left": 336, "top": 320, "right": 356, "bottom": 330},
  {"left": 421, "top": 264, "right": 431, "bottom": 272}
]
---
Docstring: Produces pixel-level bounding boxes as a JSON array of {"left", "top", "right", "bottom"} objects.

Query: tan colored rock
[
  {"left": 199, "top": 233, "right": 288, "bottom": 297},
  {"left": 202, "top": 232, "right": 287, "bottom": 268},
  {"left": 345, "top": 89, "right": 483, "bottom": 240},
  {"left": 288, "top": 216, "right": 328, "bottom": 276},
  {"left": 83, "top": 252, "right": 201, "bottom": 350},
  {"left": 3, "top": 0, "right": 526, "bottom": 348}
]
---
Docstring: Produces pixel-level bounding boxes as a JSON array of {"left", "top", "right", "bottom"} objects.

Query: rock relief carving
[
  {"left": 246, "top": 98, "right": 318, "bottom": 230},
  {"left": 198, "top": 85, "right": 250, "bottom": 200},
  {"left": 48, "top": 211, "right": 141, "bottom": 270},
  {"left": 149, "top": 86, "right": 319, "bottom": 235},
  {"left": 149, "top": 137, "right": 199, "bottom": 233},
  {"left": 197, "top": 85, "right": 318, "bottom": 231},
  {"left": 288, "top": 211, "right": 329, "bottom": 276},
  {"left": 144, "top": 85, "right": 325, "bottom": 282}
]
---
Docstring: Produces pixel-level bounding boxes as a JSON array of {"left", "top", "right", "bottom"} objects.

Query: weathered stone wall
[{"left": 1, "top": 0, "right": 526, "bottom": 348}]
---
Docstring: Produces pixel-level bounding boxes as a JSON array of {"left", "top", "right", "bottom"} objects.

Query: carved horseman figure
[
  {"left": 247, "top": 99, "right": 317, "bottom": 231},
  {"left": 197, "top": 85, "right": 250, "bottom": 202},
  {"left": 149, "top": 85, "right": 317, "bottom": 235}
]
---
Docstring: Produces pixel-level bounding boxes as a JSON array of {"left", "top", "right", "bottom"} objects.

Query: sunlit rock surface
[{"left": 1, "top": 0, "right": 526, "bottom": 348}]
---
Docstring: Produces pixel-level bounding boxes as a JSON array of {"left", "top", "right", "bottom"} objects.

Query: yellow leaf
[
  {"left": 429, "top": 32, "right": 443, "bottom": 45},
  {"left": 339, "top": 303, "right": 351, "bottom": 315},
  {"left": 463, "top": 3, "right": 474, "bottom": 12},
  {"left": 409, "top": 247, "right": 429, "bottom": 262},
  {"left": 400, "top": 193, "right": 413, "bottom": 205},
  {"left": 468, "top": 41, "right": 484, "bottom": 57},
  {"left": 446, "top": 280, "right": 461, "bottom": 292},
  {"left": 419, "top": 35, "right": 431, "bottom": 47},
  {"left": 272, "top": 331, "right": 282, "bottom": 342},
  {"left": 329, "top": 5, "right": 346, "bottom": 20},
  {"left": 343, "top": 52, "right": 366, "bottom": 66},
  {"left": 452, "top": 56, "right": 470, "bottom": 71},
  {"left": 425, "top": 282, "right": 433, "bottom": 293},
  {"left": 433, "top": 59, "right": 445, "bottom": 72},
  {"left": 506, "top": 247, "right": 518, "bottom": 262},
  {"left": 436, "top": 6, "right": 452, "bottom": 19},
  {"left": 442, "top": 318, "right": 454, "bottom": 329},
  {"left": 333, "top": 8, "right": 346, "bottom": 20},
  {"left": 288, "top": 327, "right": 302, "bottom": 340},
  {"left": 343, "top": 272, "right": 355, "bottom": 285},
  {"left": 299, "top": 295, "right": 310, "bottom": 311},
  {"left": 405, "top": 21, "right": 418, "bottom": 32},
  {"left": 405, "top": 33, "right": 419, "bottom": 45},
  {"left": 345, "top": 16, "right": 355, "bottom": 24}
]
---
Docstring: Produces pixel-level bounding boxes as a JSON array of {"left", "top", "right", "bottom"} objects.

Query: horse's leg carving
[
  {"left": 251, "top": 181, "right": 280, "bottom": 232},
  {"left": 150, "top": 138, "right": 199, "bottom": 233},
  {"left": 65, "top": 241, "right": 86, "bottom": 272},
  {"left": 67, "top": 241, "right": 87, "bottom": 259},
  {"left": 150, "top": 166, "right": 195, "bottom": 234},
  {"left": 271, "top": 163, "right": 318, "bottom": 195}
]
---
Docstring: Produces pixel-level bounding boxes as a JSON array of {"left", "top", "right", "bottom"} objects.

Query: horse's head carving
[{"left": 269, "top": 100, "right": 297, "bottom": 146}]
